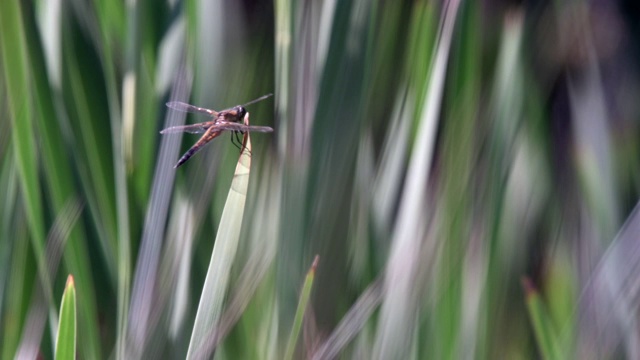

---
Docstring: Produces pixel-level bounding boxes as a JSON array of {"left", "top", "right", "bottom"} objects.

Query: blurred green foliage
[{"left": 1, "top": 0, "right": 640, "bottom": 358}]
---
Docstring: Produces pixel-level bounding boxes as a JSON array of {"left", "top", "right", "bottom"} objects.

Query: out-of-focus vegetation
[{"left": 1, "top": 0, "right": 640, "bottom": 358}]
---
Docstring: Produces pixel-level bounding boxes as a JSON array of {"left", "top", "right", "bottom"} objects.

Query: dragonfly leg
[
  {"left": 231, "top": 131, "right": 251, "bottom": 156},
  {"left": 230, "top": 131, "right": 243, "bottom": 151}
]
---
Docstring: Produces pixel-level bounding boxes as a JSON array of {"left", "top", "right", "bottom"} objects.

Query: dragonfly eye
[{"left": 237, "top": 106, "right": 247, "bottom": 120}]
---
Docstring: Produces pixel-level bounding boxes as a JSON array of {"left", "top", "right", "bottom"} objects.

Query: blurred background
[{"left": 2, "top": 0, "right": 640, "bottom": 358}]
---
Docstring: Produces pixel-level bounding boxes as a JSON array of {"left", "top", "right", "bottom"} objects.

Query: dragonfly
[{"left": 161, "top": 94, "right": 274, "bottom": 168}]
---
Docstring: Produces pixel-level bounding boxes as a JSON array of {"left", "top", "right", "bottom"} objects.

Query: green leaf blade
[
  {"left": 284, "top": 255, "right": 319, "bottom": 360},
  {"left": 523, "top": 277, "right": 562, "bottom": 360},
  {"left": 186, "top": 130, "right": 253, "bottom": 359},
  {"left": 55, "top": 275, "right": 77, "bottom": 360}
]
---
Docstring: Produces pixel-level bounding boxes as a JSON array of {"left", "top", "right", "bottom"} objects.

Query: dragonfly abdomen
[{"left": 174, "top": 129, "right": 222, "bottom": 168}]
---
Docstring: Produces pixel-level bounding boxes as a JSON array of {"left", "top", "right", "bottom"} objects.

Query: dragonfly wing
[
  {"left": 166, "top": 101, "right": 218, "bottom": 116},
  {"left": 160, "top": 122, "right": 211, "bottom": 134},
  {"left": 174, "top": 128, "right": 222, "bottom": 168},
  {"left": 246, "top": 125, "right": 275, "bottom": 133},
  {"left": 213, "top": 123, "right": 274, "bottom": 133}
]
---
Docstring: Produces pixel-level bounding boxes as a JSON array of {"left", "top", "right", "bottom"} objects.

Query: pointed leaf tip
[
  {"left": 310, "top": 255, "right": 319, "bottom": 273},
  {"left": 66, "top": 275, "right": 75, "bottom": 288}
]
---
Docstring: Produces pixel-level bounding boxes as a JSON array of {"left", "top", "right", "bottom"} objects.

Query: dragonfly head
[{"left": 234, "top": 106, "right": 247, "bottom": 122}]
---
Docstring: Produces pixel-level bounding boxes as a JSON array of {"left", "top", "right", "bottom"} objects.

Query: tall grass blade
[
  {"left": 0, "top": 5, "right": 69, "bottom": 358},
  {"left": 22, "top": 4, "right": 102, "bottom": 357},
  {"left": 374, "top": 0, "right": 462, "bottom": 358},
  {"left": 578, "top": 200, "right": 640, "bottom": 357},
  {"left": 0, "top": 154, "right": 18, "bottom": 312},
  {"left": 284, "top": 255, "right": 319, "bottom": 360},
  {"left": 126, "top": 65, "right": 192, "bottom": 357},
  {"left": 522, "top": 278, "right": 562, "bottom": 360},
  {"left": 274, "top": 0, "right": 291, "bottom": 157},
  {"left": 55, "top": 275, "right": 77, "bottom": 360},
  {"left": 186, "top": 122, "right": 254, "bottom": 359},
  {"left": 0, "top": 166, "right": 31, "bottom": 360},
  {"left": 312, "top": 278, "right": 383, "bottom": 360},
  {"left": 16, "top": 198, "right": 83, "bottom": 360},
  {"left": 0, "top": 0, "right": 47, "bottom": 287},
  {"left": 61, "top": 21, "right": 118, "bottom": 276},
  {"left": 189, "top": 168, "right": 281, "bottom": 355}
]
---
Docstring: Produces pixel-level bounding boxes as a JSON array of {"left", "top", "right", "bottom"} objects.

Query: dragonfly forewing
[
  {"left": 159, "top": 123, "right": 212, "bottom": 134},
  {"left": 212, "top": 123, "right": 274, "bottom": 133},
  {"left": 166, "top": 101, "right": 218, "bottom": 116}
]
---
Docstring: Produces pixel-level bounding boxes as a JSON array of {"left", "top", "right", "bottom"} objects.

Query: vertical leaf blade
[
  {"left": 187, "top": 129, "right": 253, "bottom": 359},
  {"left": 523, "top": 278, "right": 562, "bottom": 360},
  {"left": 55, "top": 275, "right": 77, "bottom": 360},
  {"left": 284, "top": 255, "right": 319, "bottom": 360}
]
